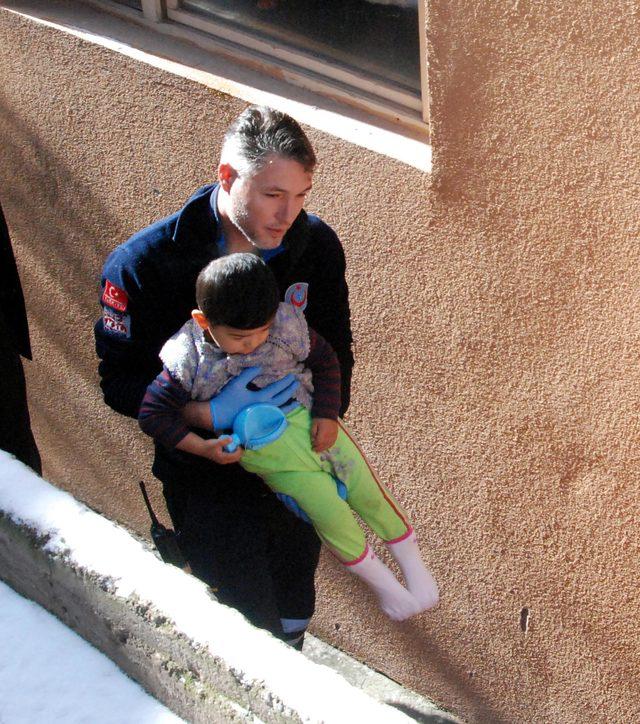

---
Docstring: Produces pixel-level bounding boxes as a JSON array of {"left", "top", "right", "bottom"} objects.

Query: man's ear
[
  {"left": 218, "top": 163, "right": 237, "bottom": 192},
  {"left": 192, "top": 309, "right": 210, "bottom": 331}
]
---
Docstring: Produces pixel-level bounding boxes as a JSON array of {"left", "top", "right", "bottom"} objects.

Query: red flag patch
[{"left": 102, "top": 280, "right": 128, "bottom": 312}]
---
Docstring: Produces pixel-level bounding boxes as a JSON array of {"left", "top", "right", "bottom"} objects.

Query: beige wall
[{"left": 1, "top": 3, "right": 639, "bottom": 722}]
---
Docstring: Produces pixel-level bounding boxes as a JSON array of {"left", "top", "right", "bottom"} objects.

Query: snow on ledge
[{"left": 0, "top": 451, "right": 412, "bottom": 723}]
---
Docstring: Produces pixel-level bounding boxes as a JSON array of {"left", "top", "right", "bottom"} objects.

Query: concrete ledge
[
  {"left": 0, "top": 513, "right": 267, "bottom": 722},
  {"left": 302, "top": 637, "right": 459, "bottom": 723},
  {"left": 0, "top": 452, "right": 457, "bottom": 723}
]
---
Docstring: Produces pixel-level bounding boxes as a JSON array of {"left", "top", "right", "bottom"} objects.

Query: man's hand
[
  {"left": 210, "top": 366, "right": 299, "bottom": 431},
  {"left": 198, "top": 437, "right": 244, "bottom": 465},
  {"left": 311, "top": 418, "right": 338, "bottom": 453}
]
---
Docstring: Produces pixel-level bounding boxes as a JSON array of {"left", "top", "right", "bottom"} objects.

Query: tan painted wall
[{"left": 1, "top": 4, "right": 639, "bottom": 722}]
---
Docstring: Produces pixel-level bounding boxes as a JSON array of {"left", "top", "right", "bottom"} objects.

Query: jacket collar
[
  {"left": 172, "top": 184, "right": 218, "bottom": 248},
  {"left": 172, "top": 183, "right": 309, "bottom": 262}
]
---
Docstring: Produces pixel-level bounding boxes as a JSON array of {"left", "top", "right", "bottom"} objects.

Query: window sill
[{"left": 1, "top": 0, "right": 432, "bottom": 172}]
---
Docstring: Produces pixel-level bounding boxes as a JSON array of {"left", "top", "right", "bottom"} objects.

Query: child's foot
[
  {"left": 346, "top": 547, "right": 424, "bottom": 621},
  {"left": 376, "top": 585, "right": 423, "bottom": 621},
  {"left": 406, "top": 566, "right": 439, "bottom": 610},
  {"left": 386, "top": 533, "right": 440, "bottom": 610}
]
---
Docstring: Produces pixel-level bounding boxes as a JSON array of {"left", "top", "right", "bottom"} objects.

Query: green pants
[{"left": 241, "top": 406, "right": 412, "bottom": 563}]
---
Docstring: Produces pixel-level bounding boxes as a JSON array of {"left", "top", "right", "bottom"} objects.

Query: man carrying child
[{"left": 96, "top": 106, "right": 353, "bottom": 649}]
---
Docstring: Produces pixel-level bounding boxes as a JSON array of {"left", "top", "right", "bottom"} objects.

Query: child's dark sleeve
[
  {"left": 138, "top": 367, "right": 192, "bottom": 449},
  {"left": 305, "top": 328, "right": 342, "bottom": 420}
]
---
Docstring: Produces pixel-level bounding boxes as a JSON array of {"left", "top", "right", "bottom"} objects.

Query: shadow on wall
[
  {"left": 0, "top": 91, "right": 152, "bottom": 522},
  {"left": 0, "top": 91, "right": 116, "bottom": 323},
  {"left": 395, "top": 619, "right": 508, "bottom": 724}
]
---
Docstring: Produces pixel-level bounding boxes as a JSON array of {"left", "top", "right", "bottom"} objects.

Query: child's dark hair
[{"left": 196, "top": 253, "right": 280, "bottom": 329}]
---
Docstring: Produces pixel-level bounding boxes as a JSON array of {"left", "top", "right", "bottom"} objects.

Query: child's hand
[
  {"left": 311, "top": 418, "right": 338, "bottom": 453},
  {"left": 199, "top": 437, "right": 244, "bottom": 465}
]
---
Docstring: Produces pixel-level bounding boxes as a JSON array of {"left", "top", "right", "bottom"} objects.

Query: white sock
[
  {"left": 386, "top": 533, "right": 439, "bottom": 610},
  {"left": 346, "top": 547, "right": 423, "bottom": 621}
]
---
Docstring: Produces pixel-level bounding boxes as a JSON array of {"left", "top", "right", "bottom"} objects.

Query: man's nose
[{"left": 276, "top": 198, "right": 298, "bottom": 224}]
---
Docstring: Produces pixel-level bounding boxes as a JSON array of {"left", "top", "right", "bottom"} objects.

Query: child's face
[{"left": 208, "top": 321, "right": 272, "bottom": 355}]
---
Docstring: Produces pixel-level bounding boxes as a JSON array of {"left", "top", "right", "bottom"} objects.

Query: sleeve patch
[
  {"left": 102, "top": 280, "right": 129, "bottom": 312},
  {"left": 285, "top": 282, "right": 308, "bottom": 312},
  {"left": 103, "top": 309, "right": 131, "bottom": 338}
]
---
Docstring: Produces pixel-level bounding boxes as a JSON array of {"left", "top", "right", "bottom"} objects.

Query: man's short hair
[
  {"left": 196, "top": 253, "right": 280, "bottom": 329},
  {"left": 221, "top": 105, "right": 316, "bottom": 176}
]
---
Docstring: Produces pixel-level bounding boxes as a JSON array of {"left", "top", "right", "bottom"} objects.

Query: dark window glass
[
  {"left": 113, "top": 0, "right": 142, "bottom": 9},
  {"left": 181, "top": 0, "right": 420, "bottom": 95}
]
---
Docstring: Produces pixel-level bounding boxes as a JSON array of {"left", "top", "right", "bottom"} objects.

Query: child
[{"left": 139, "top": 253, "right": 439, "bottom": 621}]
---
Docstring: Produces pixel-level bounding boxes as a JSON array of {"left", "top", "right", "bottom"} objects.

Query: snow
[
  {"left": 0, "top": 579, "right": 184, "bottom": 724},
  {"left": 0, "top": 451, "right": 412, "bottom": 723}
]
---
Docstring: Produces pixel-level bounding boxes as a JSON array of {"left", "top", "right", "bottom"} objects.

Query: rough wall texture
[{"left": 0, "top": 3, "right": 638, "bottom": 722}]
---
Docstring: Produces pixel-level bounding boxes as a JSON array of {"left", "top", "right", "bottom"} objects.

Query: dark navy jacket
[{"left": 95, "top": 184, "right": 353, "bottom": 482}]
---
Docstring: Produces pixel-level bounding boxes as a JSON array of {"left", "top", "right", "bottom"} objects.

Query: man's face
[{"left": 223, "top": 155, "right": 313, "bottom": 250}]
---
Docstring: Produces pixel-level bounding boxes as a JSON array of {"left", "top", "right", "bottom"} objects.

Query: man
[
  {"left": 0, "top": 200, "right": 42, "bottom": 475},
  {"left": 95, "top": 106, "right": 353, "bottom": 648}
]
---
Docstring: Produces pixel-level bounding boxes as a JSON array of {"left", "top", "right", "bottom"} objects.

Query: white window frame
[{"left": 104, "top": 0, "right": 429, "bottom": 135}]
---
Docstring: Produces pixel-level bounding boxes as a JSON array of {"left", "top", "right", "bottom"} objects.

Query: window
[{"left": 97, "top": 0, "right": 429, "bottom": 134}]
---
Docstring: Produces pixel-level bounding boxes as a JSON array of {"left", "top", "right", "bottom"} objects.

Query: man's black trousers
[
  {"left": 0, "top": 342, "right": 41, "bottom": 475},
  {"left": 156, "top": 453, "right": 321, "bottom": 638}
]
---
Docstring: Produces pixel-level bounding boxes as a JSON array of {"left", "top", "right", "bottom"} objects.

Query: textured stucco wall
[{"left": 1, "top": 3, "right": 638, "bottom": 722}]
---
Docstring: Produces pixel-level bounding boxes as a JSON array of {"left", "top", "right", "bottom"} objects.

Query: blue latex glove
[
  {"left": 209, "top": 366, "right": 299, "bottom": 431},
  {"left": 277, "top": 478, "right": 348, "bottom": 524}
]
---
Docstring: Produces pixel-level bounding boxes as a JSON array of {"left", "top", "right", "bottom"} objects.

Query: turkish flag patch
[{"left": 102, "top": 280, "right": 128, "bottom": 312}]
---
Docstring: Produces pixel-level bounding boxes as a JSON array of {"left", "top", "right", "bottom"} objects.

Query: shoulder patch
[
  {"left": 102, "top": 280, "right": 128, "bottom": 312},
  {"left": 102, "top": 308, "right": 131, "bottom": 338},
  {"left": 284, "top": 282, "right": 309, "bottom": 312}
]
